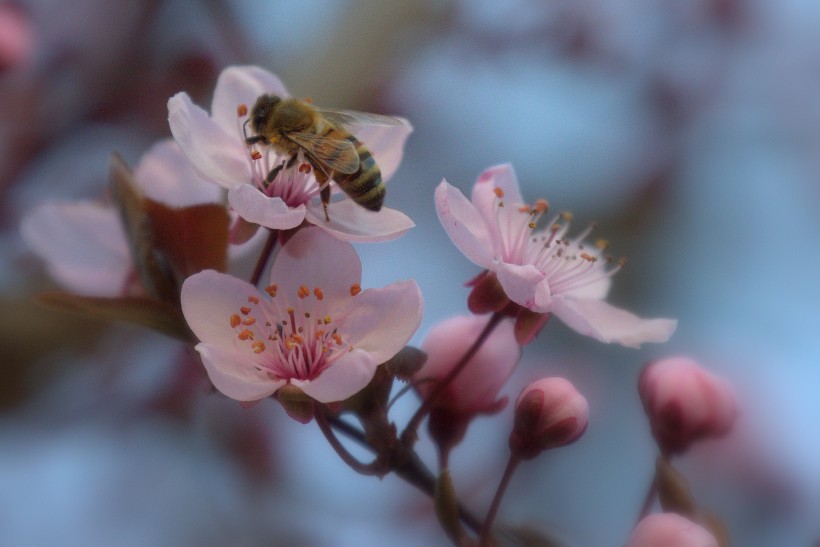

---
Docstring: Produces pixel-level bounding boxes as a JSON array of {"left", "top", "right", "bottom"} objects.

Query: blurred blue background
[{"left": 2, "top": 0, "right": 820, "bottom": 545}]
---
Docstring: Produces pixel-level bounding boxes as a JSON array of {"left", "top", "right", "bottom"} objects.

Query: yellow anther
[
  {"left": 229, "top": 314, "right": 241, "bottom": 328},
  {"left": 323, "top": 315, "right": 332, "bottom": 324},
  {"left": 240, "top": 306, "right": 251, "bottom": 315},
  {"left": 561, "top": 211, "right": 574, "bottom": 222},
  {"left": 242, "top": 317, "right": 256, "bottom": 326},
  {"left": 332, "top": 333, "right": 343, "bottom": 345},
  {"left": 251, "top": 150, "right": 262, "bottom": 161},
  {"left": 237, "top": 104, "right": 248, "bottom": 117},
  {"left": 238, "top": 329, "right": 254, "bottom": 341},
  {"left": 595, "top": 239, "right": 609, "bottom": 250},
  {"left": 580, "top": 253, "right": 597, "bottom": 262},
  {"left": 349, "top": 283, "right": 362, "bottom": 296},
  {"left": 265, "top": 284, "right": 278, "bottom": 297},
  {"left": 518, "top": 205, "right": 530, "bottom": 213},
  {"left": 252, "top": 341, "right": 266, "bottom": 354},
  {"left": 248, "top": 295, "right": 260, "bottom": 305},
  {"left": 313, "top": 287, "right": 324, "bottom": 301},
  {"left": 534, "top": 199, "right": 549, "bottom": 213},
  {"left": 528, "top": 222, "right": 537, "bottom": 229},
  {"left": 493, "top": 187, "right": 504, "bottom": 198},
  {"left": 298, "top": 285, "right": 310, "bottom": 299}
]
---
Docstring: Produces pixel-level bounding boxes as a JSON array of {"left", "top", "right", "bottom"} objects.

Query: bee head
[{"left": 250, "top": 94, "right": 282, "bottom": 131}]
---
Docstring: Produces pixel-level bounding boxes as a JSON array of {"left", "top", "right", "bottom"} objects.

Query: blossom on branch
[
  {"left": 628, "top": 513, "right": 719, "bottom": 547},
  {"left": 168, "top": 65, "right": 415, "bottom": 243},
  {"left": 181, "top": 227, "right": 423, "bottom": 405},
  {"left": 435, "top": 163, "right": 677, "bottom": 348}
]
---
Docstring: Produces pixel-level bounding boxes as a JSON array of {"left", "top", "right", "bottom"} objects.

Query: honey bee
[{"left": 243, "top": 94, "right": 404, "bottom": 220}]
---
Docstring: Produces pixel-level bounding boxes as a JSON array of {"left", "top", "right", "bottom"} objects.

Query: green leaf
[{"left": 38, "top": 291, "right": 194, "bottom": 342}]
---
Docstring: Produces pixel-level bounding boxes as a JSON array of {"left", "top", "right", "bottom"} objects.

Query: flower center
[
  {"left": 226, "top": 283, "right": 355, "bottom": 382},
  {"left": 492, "top": 187, "right": 624, "bottom": 295},
  {"left": 236, "top": 103, "right": 321, "bottom": 208}
]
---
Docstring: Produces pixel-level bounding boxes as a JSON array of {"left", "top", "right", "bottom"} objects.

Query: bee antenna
[{"left": 243, "top": 118, "right": 251, "bottom": 140}]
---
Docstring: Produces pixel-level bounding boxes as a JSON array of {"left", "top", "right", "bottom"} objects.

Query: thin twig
[
  {"left": 314, "top": 408, "right": 384, "bottom": 476},
  {"left": 480, "top": 455, "right": 520, "bottom": 545},
  {"left": 250, "top": 229, "right": 278, "bottom": 286}
]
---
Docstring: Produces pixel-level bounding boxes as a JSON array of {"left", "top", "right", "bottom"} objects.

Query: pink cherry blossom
[
  {"left": 416, "top": 314, "right": 519, "bottom": 416},
  {"left": 508, "top": 377, "right": 589, "bottom": 460},
  {"left": 639, "top": 356, "right": 737, "bottom": 455},
  {"left": 628, "top": 513, "right": 719, "bottom": 547},
  {"left": 167, "top": 65, "right": 415, "bottom": 243},
  {"left": 20, "top": 139, "right": 236, "bottom": 297},
  {"left": 180, "top": 227, "right": 423, "bottom": 404},
  {"left": 435, "top": 163, "right": 677, "bottom": 348}
]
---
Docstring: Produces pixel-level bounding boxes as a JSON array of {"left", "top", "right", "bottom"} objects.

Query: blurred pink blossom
[
  {"left": 180, "top": 227, "right": 422, "bottom": 404},
  {"left": 435, "top": 163, "right": 677, "bottom": 348},
  {"left": 19, "top": 139, "right": 226, "bottom": 296},
  {"left": 639, "top": 356, "right": 737, "bottom": 455},
  {"left": 508, "top": 376, "right": 589, "bottom": 460},
  {"left": 168, "top": 65, "right": 414, "bottom": 243},
  {"left": 628, "top": 513, "right": 719, "bottom": 547},
  {"left": 416, "top": 314, "right": 520, "bottom": 449}
]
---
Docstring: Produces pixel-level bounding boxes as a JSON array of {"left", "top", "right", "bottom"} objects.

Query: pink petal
[
  {"left": 168, "top": 92, "right": 250, "bottom": 188},
  {"left": 134, "top": 139, "right": 223, "bottom": 207},
  {"left": 497, "top": 262, "right": 550, "bottom": 311},
  {"left": 227, "top": 184, "right": 306, "bottom": 230},
  {"left": 471, "top": 163, "right": 525, "bottom": 223},
  {"left": 211, "top": 66, "right": 289, "bottom": 135},
  {"left": 269, "top": 227, "right": 361, "bottom": 301},
  {"left": 550, "top": 297, "right": 677, "bottom": 348},
  {"left": 20, "top": 201, "right": 131, "bottom": 296},
  {"left": 338, "top": 280, "right": 423, "bottom": 364},
  {"left": 561, "top": 275, "right": 611, "bottom": 300},
  {"left": 294, "top": 349, "right": 379, "bottom": 403},
  {"left": 181, "top": 270, "right": 269, "bottom": 348},
  {"left": 434, "top": 180, "right": 495, "bottom": 268},
  {"left": 304, "top": 200, "right": 414, "bottom": 242},
  {"left": 197, "top": 343, "right": 284, "bottom": 402},
  {"left": 350, "top": 117, "right": 412, "bottom": 181}
]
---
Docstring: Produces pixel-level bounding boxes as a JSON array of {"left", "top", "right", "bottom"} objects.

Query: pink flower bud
[
  {"left": 639, "top": 356, "right": 737, "bottom": 455},
  {"left": 508, "top": 377, "right": 589, "bottom": 460},
  {"left": 628, "top": 513, "right": 719, "bottom": 547},
  {"left": 416, "top": 315, "right": 520, "bottom": 450}
]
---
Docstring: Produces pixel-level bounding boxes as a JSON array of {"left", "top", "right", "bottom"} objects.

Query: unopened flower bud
[
  {"left": 639, "top": 356, "right": 737, "bottom": 455},
  {"left": 627, "top": 513, "right": 718, "bottom": 547},
  {"left": 416, "top": 315, "right": 520, "bottom": 451},
  {"left": 509, "top": 377, "right": 589, "bottom": 460}
]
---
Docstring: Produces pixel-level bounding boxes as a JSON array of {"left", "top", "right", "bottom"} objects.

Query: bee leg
[
  {"left": 320, "top": 184, "right": 331, "bottom": 222},
  {"left": 264, "top": 155, "right": 298, "bottom": 185},
  {"left": 245, "top": 135, "right": 268, "bottom": 146}
]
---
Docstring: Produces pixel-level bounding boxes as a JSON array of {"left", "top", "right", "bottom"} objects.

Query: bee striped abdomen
[{"left": 330, "top": 132, "right": 384, "bottom": 211}]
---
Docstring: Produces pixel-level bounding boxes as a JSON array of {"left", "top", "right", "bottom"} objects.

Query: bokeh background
[{"left": 2, "top": 0, "right": 820, "bottom": 545}]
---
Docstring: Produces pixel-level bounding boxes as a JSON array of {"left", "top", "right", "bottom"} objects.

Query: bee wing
[
  {"left": 286, "top": 131, "right": 360, "bottom": 175},
  {"left": 314, "top": 107, "right": 405, "bottom": 128}
]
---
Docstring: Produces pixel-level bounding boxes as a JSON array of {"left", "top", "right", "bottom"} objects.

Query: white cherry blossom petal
[
  {"left": 227, "top": 184, "right": 306, "bottom": 230},
  {"left": 211, "top": 65, "right": 289, "bottom": 135},
  {"left": 269, "top": 227, "right": 361, "bottom": 301},
  {"left": 293, "top": 349, "right": 379, "bottom": 403},
  {"left": 304, "top": 200, "right": 414, "bottom": 243},
  {"left": 197, "top": 343, "right": 284, "bottom": 402},
  {"left": 496, "top": 262, "right": 550, "bottom": 311},
  {"left": 20, "top": 201, "right": 131, "bottom": 297},
  {"left": 471, "top": 163, "right": 525, "bottom": 224},
  {"left": 134, "top": 139, "right": 223, "bottom": 207},
  {"left": 181, "top": 270, "right": 267, "bottom": 348},
  {"left": 337, "top": 280, "right": 423, "bottom": 364},
  {"left": 550, "top": 297, "right": 677, "bottom": 348},
  {"left": 168, "top": 92, "right": 250, "bottom": 188},
  {"left": 435, "top": 180, "right": 495, "bottom": 268}
]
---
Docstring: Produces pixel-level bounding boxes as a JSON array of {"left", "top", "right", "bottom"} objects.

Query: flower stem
[
  {"left": 402, "top": 311, "right": 504, "bottom": 444},
  {"left": 315, "top": 407, "right": 384, "bottom": 476},
  {"left": 480, "top": 454, "right": 520, "bottom": 545},
  {"left": 249, "top": 229, "right": 278, "bottom": 286}
]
